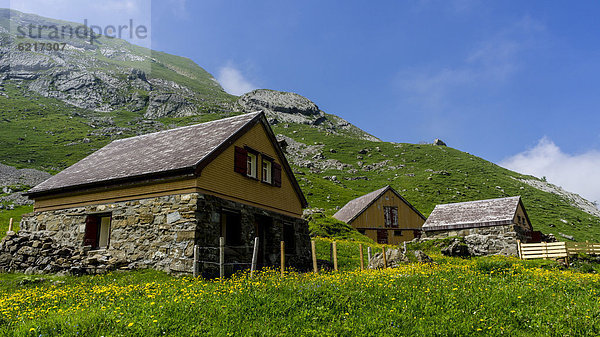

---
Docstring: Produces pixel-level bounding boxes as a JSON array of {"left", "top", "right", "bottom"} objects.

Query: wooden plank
[
  {"left": 280, "top": 241, "right": 285, "bottom": 276},
  {"left": 359, "top": 244, "right": 364, "bottom": 271},
  {"left": 311, "top": 240, "right": 318, "bottom": 274},
  {"left": 332, "top": 241, "right": 338, "bottom": 272},
  {"left": 219, "top": 237, "right": 225, "bottom": 279},
  {"left": 382, "top": 247, "right": 388, "bottom": 268},
  {"left": 193, "top": 245, "right": 199, "bottom": 278},
  {"left": 523, "top": 253, "right": 567, "bottom": 259},
  {"left": 250, "top": 237, "right": 259, "bottom": 278}
]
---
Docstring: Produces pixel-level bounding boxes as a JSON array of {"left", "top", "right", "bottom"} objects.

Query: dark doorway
[
  {"left": 377, "top": 229, "right": 388, "bottom": 244},
  {"left": 221, "top": 211, "right": 242, "bottom": 246},
  {"left": 254, "top": 215, "right": 273, "bottom": 267}
]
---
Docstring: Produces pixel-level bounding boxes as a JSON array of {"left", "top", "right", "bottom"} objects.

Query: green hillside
[
  {"left": 272, "top": 123, "right": 600, "bottom": 242},
  {"left": 1, "top": 9, "right": 599, "bottom": 243}
]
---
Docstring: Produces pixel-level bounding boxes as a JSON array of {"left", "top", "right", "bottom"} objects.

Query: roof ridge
[
  {"left": 112, "top": 112, "right": 262, "bottom": 143},
  {"left": 436, "top": 195, "right": 520, "bottom": 207}
]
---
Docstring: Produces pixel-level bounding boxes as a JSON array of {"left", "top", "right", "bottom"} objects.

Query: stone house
[
  {"left": 14, "top": 112, "right": 310, "bottom": 276},
  {"left": 422, "top": 196, "right": 535, "bottom": 256},
  {"left": 333, "top": 186, "right": 426, "bottom": 244}
]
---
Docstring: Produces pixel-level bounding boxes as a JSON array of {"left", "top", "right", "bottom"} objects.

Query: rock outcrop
[
  {"left": 0, "top": 163, "right": 51, "bottom": 206},
  {"left": 0, "top": 9, "right": 231, "bottom": 118},
  {"left": 367, "top": 248, "right": 433, "bottom": 269},
  {"left": 238, "top": 89, "right": 380, "bottom": 141}
]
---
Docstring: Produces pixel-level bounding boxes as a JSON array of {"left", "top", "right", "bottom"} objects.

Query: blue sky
[{"left": 6, "top": 0, "right": 600, "bottom": 203}]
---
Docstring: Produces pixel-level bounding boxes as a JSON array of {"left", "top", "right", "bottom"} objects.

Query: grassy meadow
[{"left": 1, "top": 238, "right": 599, "bottom": 336}]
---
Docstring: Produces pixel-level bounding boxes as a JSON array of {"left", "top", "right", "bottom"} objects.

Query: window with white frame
[
  {"left": 246, "top": 152, "right": 257, "bottom": 178},
  {"left": 262, "top": 159, "right": 272, "bottom": 184}
]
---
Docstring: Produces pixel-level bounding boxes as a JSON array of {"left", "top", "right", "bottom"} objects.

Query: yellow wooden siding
[
  {"left": 34, "top": 178, "right": 198, "bottom": 212},
  {"left": 350, "top": 190, "right": 425, "bottom": 245},
  {"left": 514, "top": 203, "right": 532, "bottom": 230},
  {"left": 197, "top": 123, "right": 303, "bottom": 217}
]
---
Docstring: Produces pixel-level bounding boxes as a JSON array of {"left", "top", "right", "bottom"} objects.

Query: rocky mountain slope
[
  {"left": 1, "top": 9, "right": 599, "bottom": 241},
  {"left": 0, "top": 9, "right": 235, "bottom": 118}
]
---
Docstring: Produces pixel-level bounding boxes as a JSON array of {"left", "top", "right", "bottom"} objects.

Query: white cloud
[
  {"left": 501, "top": 137, "right": 600, "bottom": 204},
  {"left": 217, "top": 66, "right": 257, "bottom": 96}
]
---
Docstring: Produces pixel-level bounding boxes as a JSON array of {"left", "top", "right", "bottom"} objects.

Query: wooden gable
[
  {"left": 197, "top": 121, "right": 304, "bottom": 217},
  {"left": 341, "top": 187, "right": 426, "bottom": 245},
  {"left": 350, "top": 189, "right": 425, "bottom": 229}
]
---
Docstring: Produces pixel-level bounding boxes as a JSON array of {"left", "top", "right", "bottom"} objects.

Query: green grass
[
  {"left": 0, "top": 205, "right": 30, "bottom": 238},
  {"left": 2, "top": 246, "right": 600, "bottom": 336}
]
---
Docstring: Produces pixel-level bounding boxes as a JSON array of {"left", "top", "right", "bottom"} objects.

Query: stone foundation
[
  {"left": 423, "top": 224, "right": 530, "bottom": 256},
  {"left": 0, "top": 193, "right": 310, "bottom": 276}
]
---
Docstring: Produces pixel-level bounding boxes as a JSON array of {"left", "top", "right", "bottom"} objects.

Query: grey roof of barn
[
  {"left": 422, "top": 196, "right": 527, "bottom": 231},
  {"left": 27, "top": 112, "right": 308, "bottom": 207},
  {"left": 333, "top": 185, "right": 425, "bottom": 224}
]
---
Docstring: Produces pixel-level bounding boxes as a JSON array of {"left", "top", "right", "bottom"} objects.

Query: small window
[
  {"left": 384, "top": 206, "right": 398, "bottom": 228},
  {"left": 283, "top": 222, "right": 296, "bottom": 254},
  {"left": 262, "top": 158, "right": 272, "bottom": 184},
  {"left": 84, "top": 214, "right": 111, "bottom": 249},
  {"left": 394, "top": 230, "right": 402, "bottom": 236},
  {"left": 246, "top": 153, "right": 257, "bottom": 179}
]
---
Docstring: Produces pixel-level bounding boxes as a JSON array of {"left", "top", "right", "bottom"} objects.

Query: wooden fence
[
  {"left": 193, "top": 238, "right": 388, "bottom": 278},
  {"left": 517, "top": 240, "right": 600, "bottom": 260}
]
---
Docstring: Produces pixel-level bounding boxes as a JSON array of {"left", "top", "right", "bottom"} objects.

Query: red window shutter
[
  {"left": 84, "top": 216, "right": 99, "bottom": 247},
  {"left": 273, "top": 162, "right": 282, "bottom": 187},
  {"left": 234, "top": 146, "right": 247, "bottom": 174}
]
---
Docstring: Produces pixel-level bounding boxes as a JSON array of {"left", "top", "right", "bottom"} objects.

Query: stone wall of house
[
  {"left": 423, "top": 224, "right": 530, "bottom": 256},
  {"left": 6, "top": 193, "right": 200, "bottom": 274},
  {"left": 193, "top": 194, "right": 310, "bottom": 278},
  {"left": 0, "top": 192, "right": 310, "bottom": 276}
]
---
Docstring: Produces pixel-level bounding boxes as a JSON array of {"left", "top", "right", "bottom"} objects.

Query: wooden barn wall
[
  {"left": 514, "top": 203, "right": 533, "bottom": 230},
  {"left": 196, "top": 123, "right": 303, "bottom": 217},
  {"left": 350, "top": 189, "right": 425, "bottom": 245},
  {"left": 33, "top": 178, "right": 198, "bottom": 212}
]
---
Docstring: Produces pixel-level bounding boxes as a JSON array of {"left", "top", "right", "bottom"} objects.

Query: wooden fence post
[
  {"left": 219, "top": 237, "right": 225, "bottom": 280},
  {"left": 359, "top": 244, "right": 364, "bottom": 271},
  {"left": 250, "top": 237, "right": 259, "bottom": 278},
  {"left": 193, "top": 244, "right": 199, "bottom": 278},
  {"left": 586, "top": 240, "right": 590, "bottom": 255},
  {"left": 382, "top": 247, "right": 388, "bottom": 268},
  {"left": 7, "top": 218, "right": 13, "bottom": 233},
  {"left": 367, "top": 247, "right": 372, "bottom": 263},
  {"left": 311, "top": 240, "right": 318, "bottom": 273},
  {"left": 332, "top": 241, "right": 338, "bottom": 271},
  {"left": 329, "top": 242, "right": 334, "bottom": 264},
  {"left": 517, "top": 240, "right": 522, "bottom": 260},
  {"left": 280, "top": 241, "right": 285, "bottom": 276}
]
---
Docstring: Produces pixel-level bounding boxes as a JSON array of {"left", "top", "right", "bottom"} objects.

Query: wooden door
[{"left": 377, "top": 229, "right": 388, "bottom": 244}]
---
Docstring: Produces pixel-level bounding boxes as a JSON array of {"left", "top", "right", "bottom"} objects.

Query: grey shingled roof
[
  {"left": 333, "top": 185, "right": 425, "bottom": 224},
  {"left": 28, "top": 112, "right": 262, "bottom": 195},
  {"left": 422, "top": 196, "right": 522, "bottom": 231}
]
